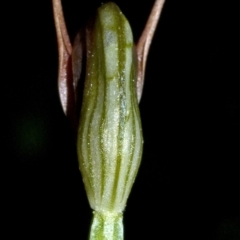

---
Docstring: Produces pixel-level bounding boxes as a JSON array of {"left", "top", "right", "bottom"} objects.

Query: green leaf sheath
[{"left": 77, "top": 3, "right": 143, "bottom": 238}]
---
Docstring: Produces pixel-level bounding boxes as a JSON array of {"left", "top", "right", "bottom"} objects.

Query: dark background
[{"left": 4, "top": 0, "right": 239, "bottom": 239}]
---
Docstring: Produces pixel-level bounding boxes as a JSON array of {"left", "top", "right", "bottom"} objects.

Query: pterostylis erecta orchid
[{"left": 53, "top": 1, "right": 165, "bottom": 239}]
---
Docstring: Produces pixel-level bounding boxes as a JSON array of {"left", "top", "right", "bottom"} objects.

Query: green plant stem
[{"left": 89, "top": 211, "right": 123, "bottom": 240}]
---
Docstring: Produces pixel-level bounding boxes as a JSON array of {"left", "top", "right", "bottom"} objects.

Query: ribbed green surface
[
  {"left": 77, "top": 2, "right": 143, "bottom": 215},
  {"left": 89, "top": 212, "right": 123, "bottom": 240}
]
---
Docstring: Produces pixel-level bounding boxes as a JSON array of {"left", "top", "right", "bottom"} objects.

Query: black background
[{"left": 4, "top": 0, "right": 239, "bottom": 239}]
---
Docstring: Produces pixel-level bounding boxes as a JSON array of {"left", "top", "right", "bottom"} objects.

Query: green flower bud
[{"left": 77, "top": 2, "right": 143, "bottom": 239}]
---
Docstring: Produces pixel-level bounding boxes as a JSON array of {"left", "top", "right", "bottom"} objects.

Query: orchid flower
[{"left": 52, "top": 1, "right": 165, "bottom": 239}]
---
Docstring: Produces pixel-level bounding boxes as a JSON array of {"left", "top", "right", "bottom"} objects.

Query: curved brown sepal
[
  {"left": 136, "top": 0, "right": 166, "bottom": 102},
  {"left": 53, "top": 0, "right": 84, "bottom": 132},
  {"left": 53, "top": 0, "right": 74, "bottom": 114}
]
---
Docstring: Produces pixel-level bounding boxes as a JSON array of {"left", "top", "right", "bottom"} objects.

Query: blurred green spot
[
  {"left": 216, "top": 218, "right": 240, "bottom": 240},
  {"left": 14, "top": 114, "right": 48, "bottom": 158}
]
